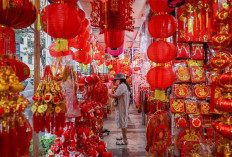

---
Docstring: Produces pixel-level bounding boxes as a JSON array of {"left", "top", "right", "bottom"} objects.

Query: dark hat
[{"left": 113, "top": 73, "right": 126, "bottom": 82}]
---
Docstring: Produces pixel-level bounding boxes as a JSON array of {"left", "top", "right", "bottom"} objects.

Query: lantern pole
[{"left": 33, "top": 0, "right": 41, "bottom": 156}]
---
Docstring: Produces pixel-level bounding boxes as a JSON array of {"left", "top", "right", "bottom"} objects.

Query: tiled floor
[{"left": 103, "top": 105, "right": 147, "bottom": 157}]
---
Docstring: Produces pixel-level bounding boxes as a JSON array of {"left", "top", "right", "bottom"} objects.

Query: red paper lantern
[
  {"left": 69, "top": 36, "right": 87, "bottom": 49},
  {"left": 83, "top": 18, "right": 90, "bottom": 28},
  {"left": 84, "top": 31, "right": 90, "bottom": 41},
  {"left": 0, "top": 0, "right": 37, "bottom": 29},
  {"left": 0, "top": 26, "right": 16, "bottom": 55},
  {"left": 148, "top": 14, "right": 177, "bottom": 38},
  {"left": 212, "top": 32, "right": 230, "bottom": 50},
  {"left": 84, "top": 43, "right": 91, "bottom": 52},
  {"left": 215, "top": 9, "right": 230, "bottom": 26},
  {"left": 83, "top": 54, "right": 92, "bottom": 65},
  {"left": 210, "top": 53, "right": 230, "bottom": 70},
  {"left": 147, "top": 41, "right": 176, "bottom": 63},
  {"left": 49, "top": 43, "right": 73, "bottom": 57},
  {"left": 149, "top": 0, "right": 174, "bottom": 13},
  {"left": 104, "top": 30, "right": 124, "bottom": 49},
  {"left": 147, "top": 66, "right": 175, "bottom": 88},
  {"left": 73, "top": 50, "right": 87, "bottom": 63},
  {"left": 41, "top": 3, "right": 81, "bottom": 51}
]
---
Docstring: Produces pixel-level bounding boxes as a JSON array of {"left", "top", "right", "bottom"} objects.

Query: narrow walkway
[{"left": 103, "top": 105, "right": 146, "bottom": 157}]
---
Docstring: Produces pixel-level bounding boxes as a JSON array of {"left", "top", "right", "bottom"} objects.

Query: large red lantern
[
  {"left": 78, "top": 8, "right": 86, "bottom": 22},
  {"left": 147, "top": 41, "right": 176, "bottom": 63},
  {"left": 212, "top": 32, "right": 230, "bottom": 50},
  {"left": 148, "top": 14, "right": 177, "bottom": 38},
  {"left": 149, "top": 0, "right": 174, "bottom": 13},
  {"left": 147, "top": 66, "right": 175, "bottom": 88},
  {"left": 0, "top": 0, "right": 37, "bottom": 29},
  {"left": 41, "top": 3, "right": 81, "bottom": 51},
  {"left": 49, "top": 43, "right": 73, "bottom": 57},
  {"left": 104, "top": 30, "right": 124, "bottom": 49}
]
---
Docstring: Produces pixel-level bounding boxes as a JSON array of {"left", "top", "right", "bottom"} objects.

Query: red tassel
[
  {"left": 9, "top": 120, "right": 17, "bottom": 157},
  {"left": 39, "top": 114, "right": 45, "bottom": 132},
  {"left": 46, "top": 114, "right": 51, "bottom": 133},
  {"left": 24, "top": 119, "right": 32, "bottom": 156},
  {"left": 1, "top": 120, "right": 9, "bottom": 157},
  {"left": 33, "top": 113, "right": 39, "bottom": 133},
  {"left": 210, "top": 82, "right": 216, "bottom": 113},
  {"left": 55, "top": 113, "right": 60, "bottom": 133},
  {"left": 51, "top": 113, "right": 55, "bottom": 134}
]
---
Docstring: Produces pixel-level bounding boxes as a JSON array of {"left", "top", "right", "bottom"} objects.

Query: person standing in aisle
[{"left": 109, "top": 73, "right": 130, "bottom": 145}]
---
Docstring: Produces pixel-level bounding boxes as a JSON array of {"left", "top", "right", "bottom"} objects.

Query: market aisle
[{"left": 103, "top": 105, "right": 146, "bottom": 157}]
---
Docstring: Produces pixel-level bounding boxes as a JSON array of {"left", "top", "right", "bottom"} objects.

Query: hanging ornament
[
  {"left": 104, "top": 30, "right": 124, "bottom": 49},
  {"left": 41, "top": 3, "right": 82, "bottom": 52},
  {"left": 168, "top": 0, "right": 185, "bottom": 8},
  {"left": 49, "top": 43, "right": 73, "bottom": 57},
  {"left": 147, "top": 41, "right": 176, "bottom": 63},
  {"left": 149, "top": 0, "right": 174, "bottom": 13}
]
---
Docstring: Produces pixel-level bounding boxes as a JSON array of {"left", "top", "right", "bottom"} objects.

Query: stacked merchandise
[{"left": 145, "top": 0, "right": 232, "bottom": 156}]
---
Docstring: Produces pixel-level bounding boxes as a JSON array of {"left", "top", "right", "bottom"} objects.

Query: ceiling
[{"left": 79, "top": 0, "right": 147, "bottom": 48}]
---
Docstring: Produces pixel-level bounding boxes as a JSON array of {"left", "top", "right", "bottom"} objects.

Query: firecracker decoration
[
  {"left": 0, "top": 65, "right": 31, "bottom": 157},
  {"left": 31, "top": 81, "right": 66, "bottom": 133}
]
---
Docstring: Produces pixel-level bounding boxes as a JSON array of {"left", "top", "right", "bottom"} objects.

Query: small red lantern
[
  {"left": 149, "top": 0, "right": 174, "bottom": 13},
  {"left": 212, "top": 32, "right": 230, "bottom": 50},
  {"left": 73, "top": 50, "right": 87, "bottom": 63},
  {"left": 213, "top": 121, "right": 232, "bottom": 139},
  {"left": 147, "top": 66, "right": 175, "bottom": 88},
  {"left": 84, "top": 43, "right": 91, "bottom": 52},
  {"left": 210, "top": 53, "right": 230, "bottom": 70},
  {"left": 69, "top": 36, "right": 87, "bottom": 50},
  {"left": 147, "top": 41, "right": 176, "bottom": 63},
  {"left": 41, "top": 3, "right": 82, "bottom": 51},
  {"left": 148, "top": 14, "right": 177, "bottom": 38},
  {"left": 49, "top": 43, "right": 73, "bottom": 57},
  {"left": 218, "top": 70, "right": 232, "bottom": 91},
  {"left": 104, "top": 30, "right": 124, "bottom": 49},
  {"left": 215, "top": 99, "right": 232, "bottom": 112},
  {"left": 83, "top": 54, "right": 92, "bottom": 65}
]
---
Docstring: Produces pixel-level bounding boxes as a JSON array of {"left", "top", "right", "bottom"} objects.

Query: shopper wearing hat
[{"left": 109, "top": 73, "right": 131, "bottom": 145}]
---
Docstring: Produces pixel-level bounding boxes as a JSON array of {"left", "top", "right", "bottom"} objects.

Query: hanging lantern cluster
[
  {"left": 147, "top": 0, "right": 177, "bottom": 101},
  {"left": 0, "top": 65, "right": 31, "bottom": 157},
  {"left": 0, "top": 0, "right": 36, "bottom": 55},
  {"left": 209, "top": 2, "right": 232, "bottom": 140}
]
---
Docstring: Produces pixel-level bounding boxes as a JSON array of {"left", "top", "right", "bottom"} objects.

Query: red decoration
[
  {"left": 149, "top": 0, "right": 174, "bottom": 13},
  {"left": 176, "top": 43, "right": 190, "bottom": 59},
  {"left": 0, "top": 58, "right": 30, "bottom": 82},
  {"left": 168, "top": 0, "right": 185, "bottom": 8},
  {"left": 185, "top": 101, "right": 198, "bottom": 114},
  {"left": 91, "top": 0, "right": 135, "bottom": 32},
  {"left": 194, "top": 84, "right": 210, "bottom": 99},
  {"left": 0, "top": 26, "right": 16, "bottom": 55},
  {"left": 104, "top": 30, "right": 124, "bottom": 49},
  {"left": 190, "top": 66, "right": 206, "bottom": 83},
  {"left": 215, "top": 99, "right": 232, "bottom": 113},
  {"left": 210, "top": 53, "right": 230, "bottom": 70},
  {"left": 73, "top": 50, "right": 87, "bottom": 63},
  {"left": 190, "top": 116, "right": 203, "bottom": 129},
  {"left": 191, "top": 44, "right": 204, "bottom": 60},
  {"left": 41, "top": 3, "right": 82, "bottom": 51},
  {"left": 147, "top": 66, "right": 175, "bottom": 89},
  {"left": 212, "top": 32, "right": 230, "bottom": 50},
  {"left": 0, "top": 0, "right": 37, "bottom": 29},
  {"left": 170, "top": 99, "right": 185, "bottom": 113},
  {"left": 213, "top": 121, "right": 232, "bottom": 139},
  {"left": 173, "top": 84, "right": 189, "bottom": 98},
  {"left": 49, "top": 43, "right": 73, "bottom": 57},
  {"left": 175, "top": 115, "right": 189, "bottom": 128},
  {"left": 147, "top": 41, "right": 176, "bottom": 63},
  {"left": 49, "top": 0, "right": 78, "bottom": 5},
  {"left": 78, "top": 8, "right": 86, "bottom": 22},
  {"left": 148, "top": 14, "right": 177, "bottom": 38},
  {"left": 218, "top": 70, "right": 232, "bottom": 91},
  {"left": 69, "top": 36, "right": 87, "bottom": 50},
  {"left": 83, "top": 54, "right": 92, "bottom": 65}
]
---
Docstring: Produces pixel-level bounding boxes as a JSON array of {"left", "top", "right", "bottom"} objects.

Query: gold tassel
[
  {"left": 37, "top": 13, "right": 41, "bottom": 31},
  {"left": 146, "top": 152, "right": 150, "bottom": 157},
  {"left": 55, "top": 38, "right": 68, "bottom": 52},
  {"left": 155, "top": 89, "right": 165, "bottom": 101},
  {"left": 2, "top": 0, "right": 8, "bottom": 10}
]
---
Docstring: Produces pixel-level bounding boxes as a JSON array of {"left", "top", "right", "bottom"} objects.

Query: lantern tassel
[
  {"left": 154, "top": 89, "right": 165, "bottom": 101},
  {"left": 37, "top": 13, "right": 41, "bottom": 31},
  {"left": 55, "top": 38, "right": 68, "bottom": 52},
  {"left": 2, "top": 0, "right": 8, "bottom": 10}
]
